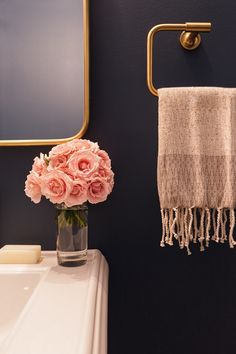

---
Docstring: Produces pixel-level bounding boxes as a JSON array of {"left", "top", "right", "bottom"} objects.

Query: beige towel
[{"left": 158, "top": 87, "right": 236, "bottom": 254}]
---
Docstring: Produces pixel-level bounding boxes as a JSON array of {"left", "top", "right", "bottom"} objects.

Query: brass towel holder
[{"left": 147, "top": 22, "right": 212, "bottom": 96}]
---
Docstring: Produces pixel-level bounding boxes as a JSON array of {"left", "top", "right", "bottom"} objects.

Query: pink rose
[
  {"left": 32, "top": 153, "right": 48, "bottom": 176},
  {"left": 69, "top": 139, "right": 99, "bottom": 153},
  {"left": 68, "top": 151, "right": 100, "bottom": 179},
  {"left": 48, "top": 154, "right": 68, "bottom": 170},
  {"left": 65, "top": 179, "right": 88, "bottom": 207},
  {"left": 25, "top": 139, "right": 114, "bottom": 206},
  {"left": 97, "top": 150, "right": 111, "bottom": 169},
  {"left": 93, "top": 165, "right": 114, "bottom": 193},
  {"left": 86, "top": 140, "right": 99, "bottom": 153},
  {"left": 49, "top": 142, "right": 74, "bottom": 158},
  {"left": 41, "top": 170, "right": 73, "bottom": 204},
  {"left": 87, "top": 177, "right": 110, "bottom": 204},
  {"left": 97, "top": 166, "right": 114, "bottom": 180},
  {"left": 24, "top": 172, "right": 42, "bottom": 203}
]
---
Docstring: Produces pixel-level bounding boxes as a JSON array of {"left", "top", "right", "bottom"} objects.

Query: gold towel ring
[{"left": 147, "top": 22, "right": 212, "bottom": 96}]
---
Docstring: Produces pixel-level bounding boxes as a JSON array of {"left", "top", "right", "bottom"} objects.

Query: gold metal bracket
[
  {"left": 147, "top": 22, "right": 212, "bottom": 96},
  {"left": 179, "top": 31, "right": 201, "bottom": 50}
]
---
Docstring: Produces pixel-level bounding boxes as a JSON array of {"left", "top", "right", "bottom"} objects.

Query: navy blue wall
[{"left": 1, "top": 1, "right": 236, "bottom": 353}]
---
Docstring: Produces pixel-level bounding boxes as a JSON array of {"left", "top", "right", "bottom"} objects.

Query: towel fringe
[
  {"left": 180, "top": 208, "right": 185, "bottom": 249},
  {"left": 171, "top": 208, "right": 178, "bottom": 240},
  {"left": 160, "top": 207, "right": 236, "bottom": 254},
  {"left": 168, "top": 209, "right": 174, "bottom": 246},
  {"left": 205, "top": 208, "right": 211, "bottom": 247},
  {"left": 164, "top": 209, "right": 170, "bottom": 244},
  {"left": 184, "top": 208, "right": 191, "bottom": 255},
  {"left": 160, "top": 209, "right": 166, "bottom": 247},
  {"left": 193, "top": 208, "right": 198, "bottom": 243},
  {"left": 220, "top": 209, "right": 227, "bottom": 243},
  {"left": 212, "top": 208, "right": 217, "bottom": 241},
  {"left": 229, "top": 209, "right": 236, "bottom": 248},
  {"left": 199, "top": 208, "right": 205, "bottom": 252},
  {"left": 188, "top": 207, "right": 194, "bottom": 242}
]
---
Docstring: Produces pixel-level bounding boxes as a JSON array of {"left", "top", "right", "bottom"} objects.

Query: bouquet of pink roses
[{"left": 25, "top": 139, "right": 114, "bottom": 206}]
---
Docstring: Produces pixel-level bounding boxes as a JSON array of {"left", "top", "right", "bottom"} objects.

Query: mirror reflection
[{"left": 0, "top": 0, "right": 88, "bottom": 143}]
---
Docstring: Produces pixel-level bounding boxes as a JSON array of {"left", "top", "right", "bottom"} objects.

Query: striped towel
[{"left": 158, "top": 87, "right": 236, "bottom": 254}]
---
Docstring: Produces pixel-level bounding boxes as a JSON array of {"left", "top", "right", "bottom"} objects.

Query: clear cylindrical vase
[{"left": 56, "top": 203, "right": 88, "bottom": 267}]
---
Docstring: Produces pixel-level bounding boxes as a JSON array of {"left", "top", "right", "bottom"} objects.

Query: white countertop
[{"left": 0, "top": 250, "right": 108, "bottom": 354}]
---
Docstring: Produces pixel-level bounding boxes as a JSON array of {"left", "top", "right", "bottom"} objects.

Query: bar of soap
[{"left": 0, "top": 245, "right": 41, "bottom": 264}]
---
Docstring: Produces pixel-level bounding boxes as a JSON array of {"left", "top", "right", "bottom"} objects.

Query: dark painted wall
[{"left": 1, "top": 1, "right": 236, "bottom": 353}]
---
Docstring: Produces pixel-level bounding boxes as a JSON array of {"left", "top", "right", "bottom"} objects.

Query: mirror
[{"left": 0, "top": 0, "right": 89, "bottom": 146}]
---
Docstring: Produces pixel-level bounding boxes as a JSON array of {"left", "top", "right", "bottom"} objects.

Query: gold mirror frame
[{"left": 0, "top": 0, "right": 89, "bottom": 146}]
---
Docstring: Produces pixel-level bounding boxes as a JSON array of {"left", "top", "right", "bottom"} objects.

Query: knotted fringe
[{"left": 160, "top": 207, "right": 236, "bottom": 254}]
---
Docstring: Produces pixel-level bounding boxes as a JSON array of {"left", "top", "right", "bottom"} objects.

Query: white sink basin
[
  {"left": 0, "top": 250, "right": 108, "bottom": 354},
  {"left": 0, "top": 267, "right": 48, "bottom": 347}
]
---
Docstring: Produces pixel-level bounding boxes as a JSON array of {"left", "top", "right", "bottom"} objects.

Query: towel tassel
[
  {"left": 160, "top": 209, "right": 166, "bottom": 247},
  {"left": 212, "top": 208, "right": 217, "bottom": 241},
  {"left": 199, "top": 208, "right": 205, "bottom": 251},
  {"left": 184, "top": 208, "right": 191, "bottom": 255},
  {"left": 205, "top": 208, "right": 211, "bottom": 247},
  {"left": 220, "top": 208, "right": 227, "bottom": 243},
  {"left": 159, "top": 207, "right": 236, "bottom": 254},
  {"left": 188, "top": 207, "right": 194, "bottom": 242},
  {"left": 179, "top": 208, "right": 185, "bottom": 249},
  {"left": 171, "top": 208, "right": 178, "bottom": 240},
  {"left": 168, "top": 209, "right": 174, "bottom": 246},
  {"left": 229, "top": 209, "right": 236, "bottom": 248},
  {"left": 164, "top": 209, "right": 170, "bottom": 244},
  {"left": 193, "top": 208, "right": 199, "bottom": 243}
]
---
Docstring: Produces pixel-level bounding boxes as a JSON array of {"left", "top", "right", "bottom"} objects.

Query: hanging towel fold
[{"left": 158, "top": 87, "right": 236, "bottom": 254}]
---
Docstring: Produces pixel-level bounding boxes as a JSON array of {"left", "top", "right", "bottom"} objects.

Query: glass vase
[{"left": 56, "top": 203, "right": 88, "bottom": 267}]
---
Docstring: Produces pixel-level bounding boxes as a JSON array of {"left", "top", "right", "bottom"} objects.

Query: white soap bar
[{"left": 0, "top": 245, "right": 41, "bottom": 264}]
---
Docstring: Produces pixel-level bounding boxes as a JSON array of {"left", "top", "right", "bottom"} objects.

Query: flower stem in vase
[{"left": 56, "top": 203, "right": 88, "bottom": 267}]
